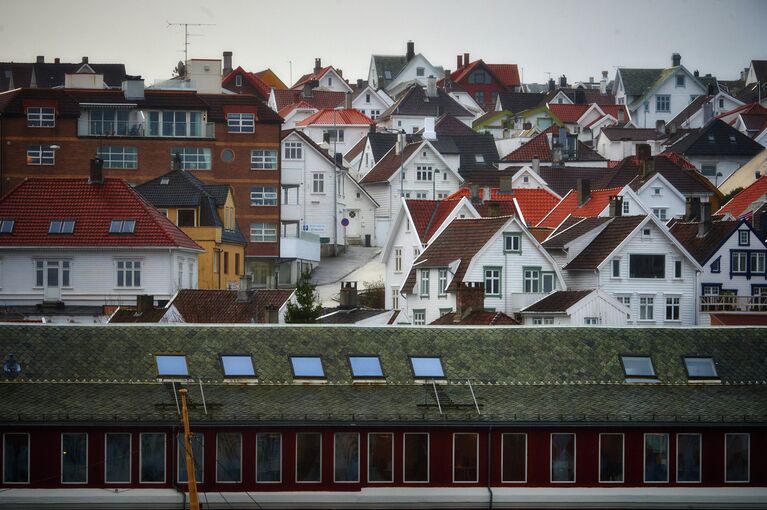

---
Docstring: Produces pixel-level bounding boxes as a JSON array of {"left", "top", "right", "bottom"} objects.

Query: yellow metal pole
[{"left": 178, "top": 388, "right": 200, "bottom": 510}]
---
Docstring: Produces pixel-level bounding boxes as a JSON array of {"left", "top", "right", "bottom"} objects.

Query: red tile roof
[
  {"left": 291, "top": 66, "right": 335, "bottom": 89},
  {"left": 447, "top": 187, "right": 559, "bottom": 226},
  {"left": 599, "top": 104, "right": 630, "bottom": 122},
  {"left": 405, "top": 199, "right": 462, "bottom": 243},
  {"left": 548, "top": 104, "right": 591, "bottom": 124},
  {"left": 277, "top": 100, "right": 315, "bottom": 119},
  {"left": 359, "top": 143, "right": 421, "bottom": 184},
  {"left": 430, "top": 310, "right": 519, "bottom": 325},
  {"left": 222, "top": 66, "right": 271, "bottom": 100},
  {"left": 0, "top": 178, "right": 201, "bottom": 250},
  {"left": 486, "top": 64, "right": 521, "bottom": 88},
  {"left": 170, "top": 289, "right": 294, "bottom": 323},
  {"left": 296, "top": 108, "right": 373, "bottom": 126},
  {"left": 716, "top": 175, "right": 767, "bottom": 218},
  {"left": 272, "top": 89, "right": 345, "bottom": 112},
  {"left": 537, "top": 187, "right": 623, "bottom": 229}
]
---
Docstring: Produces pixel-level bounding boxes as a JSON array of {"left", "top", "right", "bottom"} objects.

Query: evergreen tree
[{"left": 284, "top": 271, "right": 323, "bottom": 323}]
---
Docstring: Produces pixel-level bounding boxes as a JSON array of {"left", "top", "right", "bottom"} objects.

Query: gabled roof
[
  {"left": 344, "top": 134, "right": 369, "bottom": 161},
  {"left": 664, "top": 119, "right": 764, "bottom": 157},
  {"left": 380, "top": 83, "right": 472, "bottom": 119},
  {"left": 496, "top": 92, "right": 546, "bottom": 113},
  {"left": 537, "top": 166, "right": 616, "bottom": 197},
  {"left": 271, "top": 89, "right": 345, "bottom": 112},
  {"left": 372, "top": 55, "right": 409, "bottom": 89},
  {"left": 430, "top": 310, "right": 519, "bottom": 325},
  {"left": 291, "top": 65, "right": 336, "bottom": 89},
  {"left": 447, "top": 187, "right": 560, "bottom": 226},
  {"left": 521, "top": 289, "right": 595, "bottom": 313},
  {"left": 716, "top": 175, "right": 767, "bottom": 217},
  {"left": 563, "top": 216, "right": 646, "bottom": 270},
  {"left": 538, "top": 187, "right": 623, "bottom": 229},
  {"left": 170, "top": 289, "right": 294, "bottom": 323},
  {"left": 405, "top": 199, "right": 463, "bottom": 243},
  {"left": 502, "top": 126, "right": 606, "bottom": 162},
  {"left": 359, "top": 141, "right": 429, "bottom": 184},
  {"left": 541, "top": 217, "right": 612, "bottom": 249},
  {"left": 23, "top": 61, "right": 127, "bottom": 88},
  {"left": 435, "top": 114, "right": 475, "bottom": 136},
  {"left": 295, "top": 108, "right": 373, "bottom": 127},
  {"left": 668, "top": 95, "right": 714, "bottom": 126},
  {"left": 222, "top": 66, "right": 272, "bottom": 100},
  {"left": 750, "top": 60, "right": 767, "bottom": 83},
  {"left": 600, "top": 127, "right": 669, "bottom": 141},
  {"left": 602, "top": 154, "right": 720, "bottom": 197},
  {"left": 462, "top": 167, "right": 520, "bottom": 187},
  {"left": 0, "top": 178, "right": 201, "bottom": 250},
  {"left": 447, "top": 60, "right": 521, "bottom": 89},
  {"left": 669, "top": 219, "right": 742, "bottom": 264},
  {"left": 617, "top": 68, "right": 665, "bottom": 97},
  {"left": 548, "top": 103, "right": 591, "bottom": 124},
  {"left": 254, "top": 68, "right": 288, "bottom": 90}
]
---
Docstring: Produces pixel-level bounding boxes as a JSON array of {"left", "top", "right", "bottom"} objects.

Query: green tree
[
  {"left": 719, "top": 187, "right": 743, "bottom": 208},
  {"left": 284, "top": 271, "right": 323, "bottom": 323}
]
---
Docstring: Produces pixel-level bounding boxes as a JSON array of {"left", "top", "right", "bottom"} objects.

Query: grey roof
[
  {"left": 0, "top": 61, "right": 128, "bottom": 91},
  {"left": 372, "top": 55, "right": 408, "bottom": 89},
  {"left": 317, "top": 308, "right": 392, "bottom": 324},
  {"left": 1, "top": 324, "right": 766, "bottom": 425},
  {"left": 521, "top": 290, "right": 595, "bottom": 313},
  {"left": 496, "top": 92, "right": 546, "bottom": 113},
  {"left": 380, "top": 84, "right": 473, "bottom": 119},
  {"left": 665, "top": 119, "right": 765, "bottom": 157}
]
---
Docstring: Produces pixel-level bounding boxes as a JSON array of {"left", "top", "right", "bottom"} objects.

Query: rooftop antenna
[
  {"left": 167, "top": 22, "right": 215, "bottom": 78},
  {"left": 288, "top": 60, "right": 293, "bottom": 88}
]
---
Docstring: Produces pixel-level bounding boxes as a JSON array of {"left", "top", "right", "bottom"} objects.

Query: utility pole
[
  {"left": 167, "top": 22, "right": 215, "bottom": 78},
  {"left": 178, "top": 388, "right": 200, "bottom": 510}
]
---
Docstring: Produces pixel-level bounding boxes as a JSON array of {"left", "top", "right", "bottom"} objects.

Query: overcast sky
[{"left": 2, "top": 0, "right": 766, "bottom": 87}]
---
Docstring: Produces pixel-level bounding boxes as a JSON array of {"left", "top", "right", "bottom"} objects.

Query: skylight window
[
  {"left": 349, "top": 356, "right": 384, "bottom": 378},
  {"left": 290, "top": 356, "right": 325, "bottom": 378},
  {"left": 729, "top": 135, "right": 736, "bottom": 144},
  {"left": 620, "top": 355, "right": 656, "bottom": 380},
  {"left": 475, "top": 154, "right": 485, "bottom": 163},
  {"left": 48, "top": 220, "right": 75, "bottom": 234},
  {"left": 410, "top": 356, "right": 445, "bottom": 378},
  {"left": 220, "top": 355, "right": 256, "bottom": 377},
  {"left": 707, "top": 134, "right": 716, "bottom": 143},
  {"left": 109, "top": 219, "right": 136, "bottom": 234},
  {"left": 0, "top": 220, "right": 14, "bottom": 234},
  {"left": 684, "top": 357, "right": 718, "bottom": 379},
  {"left": 160, "top": 178, "right": 170, "bottom": 185},
  {"left": 155, "top": 355, "right": 189, "bottom": 377}
]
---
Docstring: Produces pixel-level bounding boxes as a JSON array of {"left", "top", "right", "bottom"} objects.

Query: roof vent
[{"left": 3, "top": 353, "right": 21, "bottom": 380}]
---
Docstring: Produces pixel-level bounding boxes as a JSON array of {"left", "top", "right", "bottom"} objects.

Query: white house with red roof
[
  {"left": 291, "top": 59, "right": 352, "bottom": 94},
  {"left": 295, "top": 108, "right": 373, "bottom": 156},
  {"left": 0, "top": 172, "right": 203, "bottom": 309}
]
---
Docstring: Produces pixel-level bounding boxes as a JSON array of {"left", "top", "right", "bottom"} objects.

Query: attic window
[
  {"left": 220, "top": 355, "right": 256, "bottom": 377},
  {"left": 290, "top": 356, "right": 325, "bottom": 378},
  {"left": 729, "top": 135, "right": 736, "bottom": 144},
  {"left": 410, "top": 356, "right": 445, "bottom": 379},
  {"left": 707, "top": 134, "right": 716, "bottom": 143},
  {"left": 349, "top": 356, "right": 384, "bottom": 378},
  {"left": 160, "top": 178, "right": 170, "bottom": 185},
  {"left": 475, "top": 155, "right": 485, "bottom": 163},
  {"left": 48, "top": 220, "right": 75, "bottom": 234},
  {"left": 684, "top": 357, "right": 718, "bottom": 380},
  {"left": 109, "top": 219, "right": 136, "bottom": 234},
  {"left": 384, "top": 70, "right": 392, "bottom": 80},
  {"left": 620, "top": 355, "right": 657, "bottom": 381},
  {"left": 0, "top": 220, "right": 15, "bottom": 234},
  {"left": 155, "top": 355, "right": 189, "bottom": 377}
]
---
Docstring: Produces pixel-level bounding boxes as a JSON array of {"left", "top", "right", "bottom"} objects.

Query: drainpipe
[
  {"left": 487, "top": 426, "right": 494, "bottom": 509},
  {"left": 171, "top": 425, "right": 187, "bottom": 509}
]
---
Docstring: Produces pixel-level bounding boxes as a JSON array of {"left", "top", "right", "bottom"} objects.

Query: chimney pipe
[
  {"left": 426, "top": 75, "right": 437, "bottom": 97},
  {"left": 636, "top": 143, "right": 652, "bottom": 161},
  {"left": 356, "top": 78, "right": 363, "bottom": 88},
  {"left": 82, "top": 56, "right": 89, "bottom": 64},
  {"left": 89, "top": 158, "right": 104, "bottom": 184},
  {"left": 609, "top": 195, "right": 624, "bottom": 217},
  {"left": 469, "top": 184, "right": 481, "bottom": 203},
  {"left": 223, "top": 51, "right": 233, "bottom": 76},
  {"left": 314, "top": 58, "right": 322, "bottom": 74},
  {"left": 457, "top": 54, "right": 463, "bottom": 69},
  {"left": 345, "top": 91, "right": 352, "bottom": 109},
  {"left": 54, "top": 57, "right": 60, "bottom": 64},
  {"left": 559, "top": 75, "right": 567, "bottom": 88},
  {"left": 302, "top": 81, "right": 313, "bottom": 98},
  {"left": 237, "top": 275, "right": 252, "bottom": 303},
  {"left": 499, "top": 175, "right": 513, "bottom": 193},
  {"left": 463, "top": 53, "right": 470, "bottom": 66},
  {"left": 672, "top": 53, "right": 681, "bottom": 67},
  {"left": 532, "top": 156, "right": 540, "bottom": 174},
  {"left": 576, "top": 178, "right": 590, "bottom": 206},
  {"left": 685, "top": 197, "right": 701, "bottom": 221},
  {"left": 548, "top": 78, "right": 556, "bottom": 92},
  {"left": 406, "top": 41, "right": 415, "bottom": 62},
  {"left": 36, "top": 56, "right": 44, "bottom": 64},
  {"left": 617, "top": 108, "right": 625, "bottom": 123},
  {"left": 698, "top": 202, "right": 712, "bottom": 237},
  {"left": 600, "top": 70, "right": 608, "bottom": 95},
  {"left": 455, "top": 282, "right": 484, "bottom": 320}
]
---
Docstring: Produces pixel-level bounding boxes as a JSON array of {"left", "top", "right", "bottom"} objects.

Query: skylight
[
  {"left": 349, "top": 356, "right": 384, "bottom": 378},
  {"left": 290, "top": 356, "right": 325, "bottom": 378},
  {"left": 48, "top": 220, "right": 75, "bottom": 234},
  {"left": 620, "top": 355, "right": 656, "bottom": 379},
  {"left": 410, "top": 356, "right": 445, "bottom": 378},
  {"left": 707, "top": 134, "right": 716, "bottom": 143},
  {"left": 221, "top": 355, "right": 256, "bottom": 377},
  {"left": 684, "top": 357, "right": 718, "bottom": 379},
  {"left": 729, "top": 135, "right": 736, "bottom": 144},
  {"left": 155, "top": 355, "right": 189, "bottom": 376},
  {"left": 109, "top": 219, "right": 136, "bottom": 234},
  {"left": 475, "top": 154, "right": 485, "bottom": 163},
  {"left": 160, "top": 178, "right": 170, "bottom": 185},
  {"left": 0, "top": 220, "right": 14, "bottom": 234}
]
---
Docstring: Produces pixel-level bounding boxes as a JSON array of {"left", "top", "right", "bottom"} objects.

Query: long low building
[{"left": 0, "top": 324, "right": 765, "bottom": 509}]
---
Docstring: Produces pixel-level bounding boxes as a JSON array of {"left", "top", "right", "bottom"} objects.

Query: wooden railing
[{"left": 700, "top": 295, "right": 767, "bottom": 312}]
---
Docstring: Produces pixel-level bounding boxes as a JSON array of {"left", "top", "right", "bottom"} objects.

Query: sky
[{"left": 1, "top": 0, "right": 766, "bottom": 87}]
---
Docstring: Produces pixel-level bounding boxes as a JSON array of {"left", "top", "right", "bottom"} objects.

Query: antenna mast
[{"left": 167, "top": 22, "right": 215, "bottom": 78}]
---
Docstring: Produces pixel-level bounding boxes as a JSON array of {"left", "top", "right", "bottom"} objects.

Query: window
[
  {"left": 116, "top": 260, "right": 141, "bottom": 287},
  {"left": 665, "top": 297, "right": 680, "bottom": 321},
  {"left": 61, "top": 433, "right": 88, "bottom": 483},
  {"left": 504, "top": 233, "right": 521, "bottom": 253},
  {"left": 725, "top": 433, "right": 749, "bottom": 482},
  {"left": 250, "top": 223, "right": 277, "bottom": 242},
  {"left": 368, "top": 433, "right": 393, "bottom": 482},
  {"left": 416, "top": 67, "right": 425, "bottom": 77},
  {"left": 501, "top": 434, "right": 526, "bottom": 482},
  {"left": 155, "top": 354, "right": 188, "bottom": 377},
  {"left": 256, "top": 433, "right": 282, "bottom": 482},
  {"left": 369, "top": 109, "right": 380, "bottom": 120},
  {"left": 623, "top": 201, "right": 630, "bottom": 215},
  {"left": 223, "top": 252, "right": 229, "bottom": 274},
  {"left": 250, "top": 186, "right": 278, "bottom": 206},
  {"left": 485, "top": 267, "right": 501, "bottom": 296},
  {"left": 732, "top": 252, "right": 748, "bottom": 273},
  {"left": 410, "top": 356, "right": 444, "bottom": 378},
  {"left": 219, "top": 147, "right": 232, "bottom": 162},
  {"left": 235, "top": 253, "right": 240, "bottom": 275},
  {"left": 403, "top": 433, "right": 429, "bottom": 482},
  {"left": 291, "top": 356, "right": 324, "bottom": 378},
  {"left": 394, "top": 247, "right": 402, "bottom": 273},
  {"left": 542, "top": 273, "right": 555, "bottom": 293},
  {"left": 711, "top": 257, "right": 721, "bottom": 273},
  {"left": 235, "top": 74, "right": 242, "bottom": 87},
  {"left": 296, "top": 432, "right": 322, "bottom": 482},
  {"left": 227, "top": 113, "right": 255, "bottom": 133},
  {"left": 674, "top": 260, "right": 682, "bottom": 278},
  {"left": 438, "top": 268, "right": 448, "bottom": 296},
  {"left": 616, "top": 296, "right": 631, "bottom": 308},
  {"left": 599, "top": 434, "right": 624, "bottom": 483},
  {"left": 584, "top": 317, "right": 601, "bottom": 325},
  {"left": 3, "top": 433, "right": 29, "bottom": 484},
  {"left": 171, "top": 147, "right": 211, "bottom": 170},
  {"left": 612, "top": 258, "right": 621, "bottom": 278},
  {"left": 89, "top": 109, "right": 131, "bottom": 135},
  {"left": 48, "top": 220, "right": 75, "bottom": 234},
  {"left": 412, "top": 309, "right": 425, "bottom": 325},
  {"left": 334, "top": 433, "right": 359, "bottom": 482},
  {"left": 324, "top": 129, "right": 344, "bottom": 142},
  {"left": 251, "top": 150, "right": 277, "bottom": 169},
  {"left": 523, "top": 267, "right": 540, "bottom": 292},
  {"left": 216, "top": 433, "right": 242, "bottom": 483},
  {"left": 365, "top": 93, "right": 371, "bottom": 103},
  {"left": 177, "top": 433, "right": 203, "bottom": 483},
  {"left": 652, "top": 208, "right": 668, "bottom": 221},
  {"left": 109, "top": 219, "right": 136, "bottom": 233},
  {"left": 140, "top": 433, "right": 166, "bottom": 483},
  {"left": 27, "top": 145, "right": 55, "bottom": 165},
  {"left": 220, "top": 355, "right": 255, "bottom": 377},
  {"left": 34, "top": 259, "right": 71, "bottom": 288},
  {"left": 98, "top": 146, "right": 138, "bottom": 169},
  {"left": 416, "top": 166, "right": 433, "bottom": 181},
  {"left": 656, "top": 95, "right": 670, "bottom": 112},
  {"left": 474, "top": 91, "right": 485, "bottom": 105},
  {"left": 419, "top": 269, "right": 430, "bottom": 297},
  {"left": 148, "top": 111, "right": 202, "bottom": 137},
  {"left": 0, "top": 219, "right": 14, "bottom": 234},
  {"left": 453, "top": 433, "right": 478, "bottom": 483},
  {"left": 701, "top": 164, "right": 717, "bottom": 177},
  {"left": 719, "top": 98, "right": 725, "bottom": 109},
  {"left": 630, "top": 254, "right": 665, "bottom": 278},
  {"left": 349, "top": 356, "right": 383, "bottom": 378},
  {"left": 677, "top": 434, "right": 701, "bottom": 483},
  {"left": 105, "top": 433, "right": 131, "bottom": 484},
  {"left": 621, "top": 355, "right": 656, "bottom": 378},
  {"left": 738, "top": 230, "right": 750, "bottom": 246},
  {"left": 684, "top": 357, "right": 718, "bottom": 379},
  {"left": 551, "top": 433, "right": 575, "bottom": 483},
  {"left": 312, "top": 173, "right": 325, "bottom": 193},
  {"left": 27, "top": 106, "right": 55, "bottom": 127},
  {"left": 642, "top": 228, "right": 651, "bottom": 238},
  {"left": 415, "top": 192, "right": 427, "bottom": 199},
  {"left": 644, "top": 433, "right": 669, "bottom": 482},
  {"left": 391, "top": 287, "right": 399, "bottom": 310},
  {"left": 676, "top": 74, "right": 685, "bottom": 87},
  {"left": 751, "top": 252, "right": 765, "bottom": 273}
]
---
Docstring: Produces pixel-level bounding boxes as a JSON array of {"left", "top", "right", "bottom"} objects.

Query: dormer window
[
  {"left": 729, "top": 135, "right": 737, "bottom": 144},
  {"left": 235, "top": 75, "right": 243, "bottom": 87},
  {"left": 27, "top": 106, "right": 55, "bottom": 128},
  {"left": 0, "top": 219, "right": 15, "bottom": 234},
  {"left": 738, "top": 230, "right": 750, "bottom": 246},
  {"left": 49, "top": 220, "right": 75, "bottom": 234},
  {"left": 109, "top": 219, "right": 136, "bottom": 234}
]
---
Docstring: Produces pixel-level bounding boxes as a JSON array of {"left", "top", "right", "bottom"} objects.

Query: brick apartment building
[{"left": 0, "top": 67, "right": 284, "bottom": 285}]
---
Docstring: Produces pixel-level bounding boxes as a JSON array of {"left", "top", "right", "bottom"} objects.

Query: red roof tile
[
  {"left": 277, "top": 100, "right": 315, "bottom": 119},
  {"left": 486, "top": 64, "right": 521, "bottom": 88},
  {"left": 0, "top": 178, "right": 201, "bottom": 250},
  {"left": 503, "top": 125, "right": 557, "bottom": 161},
  {"left": 538, "top": 186, "right": 623, "bottom": 228},
  {"left": 296, "top": 108, "right": 373, "bottom": 127},
  {"left": 291, "top": 66, "right": 335, "bottom": 89},
  {"left": 170, "top": 289, "right": 294, "bottom": 323},
  {"left": 447, "top": 187, "right": 559, "bottom": 226},
  {"left": 548, "top": 104, "right": 591, "bottom": 124},
  {"left": 716, "top": 175, "right": 767, "bottom": 218},
  {"left": 222, "top": 66, "right": 272, "bottom": 100},
  {"left": 272, "top": 89, "right": 345, "bottom": 112},
  {"left": 405, "top": 199, "right": 462, "bottom": 243},
  {"left": 598, "top": 104, "right": 630, "bottom": 122},
  {"left": 430, "top": 310, "right": 519, "bottom": 325}
]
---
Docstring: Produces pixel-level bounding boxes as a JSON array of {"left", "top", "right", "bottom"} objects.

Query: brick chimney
[
  {"left": 223, "top": 51, "right": 233, "bottom": 76},
  {"left": 89, "top": 158, "right": 104, "bottom": 184},
  {"left": 314, "top": 58, "right": 322, "bottom": 74},
  {"left": 463, "top": 53, "right": 470, "bottom": 66},
  {"left": 576, "top": 178, "right": 591, "bottom": 206},
  {"left": 500, "top": 175, "right": 513, "bottom": 193},
  {"left": 456, "top": 54, "right": 463, "bottom": 69},
  {"left": 455, "top": 282, "right": 484, "bottom": 321},
  {"left": 406, "top": 41, "right": 415, "bottom": 62},
  {"left": 559, "top": 75, "right": 567, "bottom": 88},
  {"left": 339, "top": 281, "right": 359, "bottom": 310},
  {"left": 685, "top": 197, "right": 701, "bottom": 221},
  {"left": 135, "top": 295, "right": 154, "bottom": 314},
  {"left": 635, "top": 143, "right": 652, "bottom": 162},
  {"left": 487, "top": 202, "right": 501, "bottom": 217},
  {"left": 36, "top": 56, "right": 44, "bottom": 64}
]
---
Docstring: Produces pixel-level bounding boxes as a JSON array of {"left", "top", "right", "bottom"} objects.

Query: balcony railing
[
  {"left": 280, "top": 231, "right": 320, "bottom": 262},
  {"left": 700, "top": 295, "right": 767, "bottom": 312},
  {"left": 77, "top": 119, "right": 215, "bottom": 139}
]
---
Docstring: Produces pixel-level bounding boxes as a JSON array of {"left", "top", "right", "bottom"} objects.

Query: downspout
[
  {"left": 487, "top": 426, "right": 494, "bottom": 510},
  {"left": 171, "top": 425, "right": 187, "bottom": 509}
]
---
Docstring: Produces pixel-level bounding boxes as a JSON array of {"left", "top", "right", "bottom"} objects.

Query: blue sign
[{"left": 341, "top": 218, "right": 350, "bottom": 227}]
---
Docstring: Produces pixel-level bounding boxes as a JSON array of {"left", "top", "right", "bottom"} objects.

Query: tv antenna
[{"left": 167, "top": 22, "right": 215, "bottom": 76}]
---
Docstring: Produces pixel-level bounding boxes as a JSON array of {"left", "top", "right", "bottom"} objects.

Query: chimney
[
  {"left": 423, "top": 117, "right": 437, "bottom": 140},
  {"left": 483, "top": 186, "right": 492, "bottom": 202},
  {"left": 89, "top": 158, "right": 104, "bottom": 184},
  {"left": 339, "top": 281, "right": 359, "bottom": 310},
  {"left": 223, "top": 51, "right": 233, "bottom": 76},
  {"left": 395, "top": 131, "right": 405, "bottom": 155},
  {"left": 617, "top": 108, "right": 625, "bottom": 123},
  {"left": 532, "top": 156, "right": 540, "bottom": 174},
  {"left": 334, "top": 152, "right": 343, "bottom": 167},
  {"left": 655, "top": 119, "right": 666, "bottom": 136},
  {"left": 369, "top": 123, "right": 376, "bottom": 135},
  {"left": 641, "top": 157, "right": 655, "bottom": 181},
  {"left": 548, "top": 78, "right": 556, "bottom": 92},
  {"left": 463, "top": 52, "right": 470, "bottom": 66},
  {"left": 487, "top": 202, "right": 501, "bottom": 217},
  {"left": 82, "top": 56, "right": 89, "bottom": 64},
  {"left": 314, "top": 58, "right": 322, "bottom": 74},
  {"left": 457, "top": 54, "right": 463, "bottom": 69},
  {"left": 500, "top": 175, "right": 513, "bottom": 193},
  {"left": 636, "top": 143, "right": 652, "bottom": 161},
  {"left": 172, "top": 152, "right": 183, "bottom": 171},
  {"left": 469, "top": 184, "right": 481, "bottom": 204},
  {"left": 406, "top": 41, "right": 415, "bottom": 62},
  {"left": 551, "top": 145, "right": 563, "bottom": 166},
  {"left": 122, "top": 77, "right": 145, "bottom": 100},
  {"left": 302, "top": 81, "right": 314, "bottom": 98},
  {"left": 345, "top": 91, "right": 352, "bottom": 109},
  {"left": 694, "top": 69, "right": 700, "bottom": 78},
  {"left": 559, "top": 75, "right": 567, "bottom": 88},
  {"left": 702, "top": 101, "right": 714, "bottom": 124},
  {"left": 672, "top": 53, "right": 681, "bottom": 67},
  {"left": 697, "top": 202, "right": 712, "bottom": 238},
  {"left": 707, "top": 83, "right": 717, "bottom": 96},
  {"left": 337, "top": 69, "right": 343, "bottom": 78},
  {"left": 356, "top": 78, "right": 364, "bottom": 88},
  {"left": 609, "top": 195, "right": 624, "bottom": 217},
  {"left": 576, "top": 178, "right": 591, "bottom": 206},
  {"left": 600, "top": 70, "right": 608, "bottom": 95},
  {"left": 426, "top": 75, "right": 437, "bottom": 97},
  {"left": 54, "top": 58, "right": 60, "bottom": 64},
  {"left": 443, "top": 69, "right": 452, "bottom": 90},
  {"left": 237, "top": 275, "right": 252, "bottom": 303},
  {"left": 455, "top": 282, "right": 484, "bottom": 320},
  {"left": 36, "top": 56, "right": 44, "bottom": 64},
  {"left": 685, "top": 197, "right": 701, "bottom": 221},
  {"left": 135, "top": 295, "right": 154, "bottom": 314},
  {"left": 575, "top": 88, "right": 586, "bottom": 104}
]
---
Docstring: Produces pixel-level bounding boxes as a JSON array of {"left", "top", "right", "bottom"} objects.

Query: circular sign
[{"left": 341, "top": 218, "right": 350, "bottom": 226}]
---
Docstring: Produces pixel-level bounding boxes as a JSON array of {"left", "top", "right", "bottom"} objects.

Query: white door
[
  {"left": 43, "top": 260, "right": 62, "bottom": 302},
  {"left": 346, "top": 210, "right": 361, "bottom": 238}
]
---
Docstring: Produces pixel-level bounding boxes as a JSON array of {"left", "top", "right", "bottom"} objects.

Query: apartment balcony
[
  {"left": 280, "top": 232, "right": 320, "bottom": 262},
  {"left": 700, "top": 295, "right": 767, "bottom": 313},
  {"left": 77, "top": 118, "right": 215, "bottom": 139},
  {"left": 281, "top": 203, "right": 301, "bottom": 222}
]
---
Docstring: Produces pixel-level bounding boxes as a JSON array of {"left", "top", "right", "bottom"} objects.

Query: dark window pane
[
  {"left": 725, "top": 434, "right": 749, "bottom": 482},
  {"left": 677, "top": 434, "right": 701, "bottom": 482},
  {"left": 177, "top": 210, "right": 196, "bottom": 227},
  {"left": 368, "top": 433, "right": 393, "bottom": 482},
  {"left": 599, "top": 434, "right": 623, "bottom": 482},
  {"left": 105, "top": 433, "right": 131, "bottom": 483},
  {"left": 177, "top": 433, "right": 204, "bottom": 483},
  {"left": 404, "top": 433, "right": 428, "bottom": 482},
  {"left": 334, "top": 433, "right": 359, "bottom": 482},
  {"left": 502, "top": 434, "right": 526, "bottom": 482},
  {"left": 296, "top": 433, "right": 321, "bottom": 482},
  {"left": 140, "top": 433, "right": 165, "bottom": 482},
  {"left": 256, "top": 433, "right": 281, "bottom": 482},
  {"left": 629, "top": 254, "right": 665, "bottom": 278},
  {"left": 216, "top": 433, "right": 242, "bottom": 482},
  {"left": 551, "top": 433, "right": 575, "bottom": 482},
  {"left": 62, "top": 433, "right": 87, "bottom": 483},
  {"left": 644, "top": 434, "right": 668, "bottom": 482},
  {"left": 453, "top": 433, "right": 478, "bottom": 482},
  {"left": 3, "top": 433, "right": 29, "bottom": 483}
]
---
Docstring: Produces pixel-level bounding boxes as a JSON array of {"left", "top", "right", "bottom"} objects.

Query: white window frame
[
  {"left": 750, "top": 252, "right": 765, "bottom": 273},
  {"left": 250, "top": 186, "right": 278, "bottom": 206},
  {"left": 652, "top": 208, "right": 668, "bottom": 221},
  {"left": 251, "top": 150, "right": 277, "bottom": 170},
  {"left": 665, "top": 296, "right": 681, "bottom": 322},
  {"left": 394, "top": 247, "right": 402, "bottom": 273},
  {"left": 438, "top": 268, "right": 448, "bottom": 296},
  {"left": 170, "top": 147, "right": 211, "bottom": 170},
  {"left": 367, "top": 432, "right": 394, "bottom": 483},
  {"left": 3, "top": 432, "right": 30, "bottom": 484},
  {"left": 312, "top": 173, "right": 325, "bottom": 194},
  {"left": 115, "top": 259, "right": 142, "bottom": 289},
  {"left": 235, "top": 74, "right": 243, "bottom": 87},
  {"left": 27, "top": 106, "right": 55, "bottom": 127},
  {"left": 501, "top": 433, "right": 527, "bottom": 483},
  {"left": 416, "top": 166, "right": 433, "bottom": 182},
  {"left": 27, "top": 144, "right": 55, "bottom": 165},
  {"left": 250, "top": 223, "right": 277, "bottom": 242},
  {"left": 97, "top": 146, "right": 138, "bottom": 169},
  {"left": 227, "top": 112, "right": 255, "bottom": 133},
  {"left": 612, "top": 258, "right": 621, "bottom": 278},
  {"left": 403, "top": 432, "right": 429, "bottom": 483},
  {"left": 732, "top": 252, "right": 748, "bottom": 273},
  {"left": 256, "top": 432, "right": 283, "bottom": 483},
  {"left": 598, "top": 433, "right": 624, "bottom": 484},
  {"left": 419, "top": 269, "right": 430, "bottom": 297},
  {"left": 676, "top": 433, "right": 702, "bottom": 484},
  {"left": 412, "top": 309, "right": 426, "bottom": 326},
  {"left": 333, "top": 432, "right": 360, "bottom": 483},
  {"left": 391, "top": 288, "right": 399, "bottom": 310},
  {"left": 643, "top": 433, "right": 669, "bottom": 483},
  {"left": 656, "top": 95, "right": 671, "bottom": 113},
  {"left": 104, "top": 433, "right": 132, "bottom": 484},
  {"left": 622, "top": 201, "right": 630, "bottom": 215},
  {"left": 639, "top": 296, "right": 654, "bottom": 321},
  {"left": 550, "top": 433, "right": 576, "bottom": 483},
  {"left": 284, "top": 141, "right": 303, "bottom": 160},
  {"left": 452, "top": 433, "right": 479, "bottom": 483}
]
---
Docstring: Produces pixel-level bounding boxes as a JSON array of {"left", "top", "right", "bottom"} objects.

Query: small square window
[
  {"left": 620, "top": 355, "right": 656, "bottom": 379},
  {"left": 410, "top": 356, "right": 445, "bottom": 378},
  {"left": 738, "top": 230, "right": 750, "bottom": 246},
  {"left": 504, "top": 233, "right": 521, "bottom": 253},
  {"left": 220, "top": 355, "right": 256, "bottom": 377},
  {"left": 0, "top": 219, "right": 14, "bottom": 234},
  {"left": 155, "top": 355, "right": 189, "bottom": 376},
  {"left": 290, "top": 356, "right": 325, "bottom": 378},
  {"left": 684, "top": 357, "right": 718, "bottom": 379},
  {"left": 349, "top": 356, "right": 384, "bottom": 378}
]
